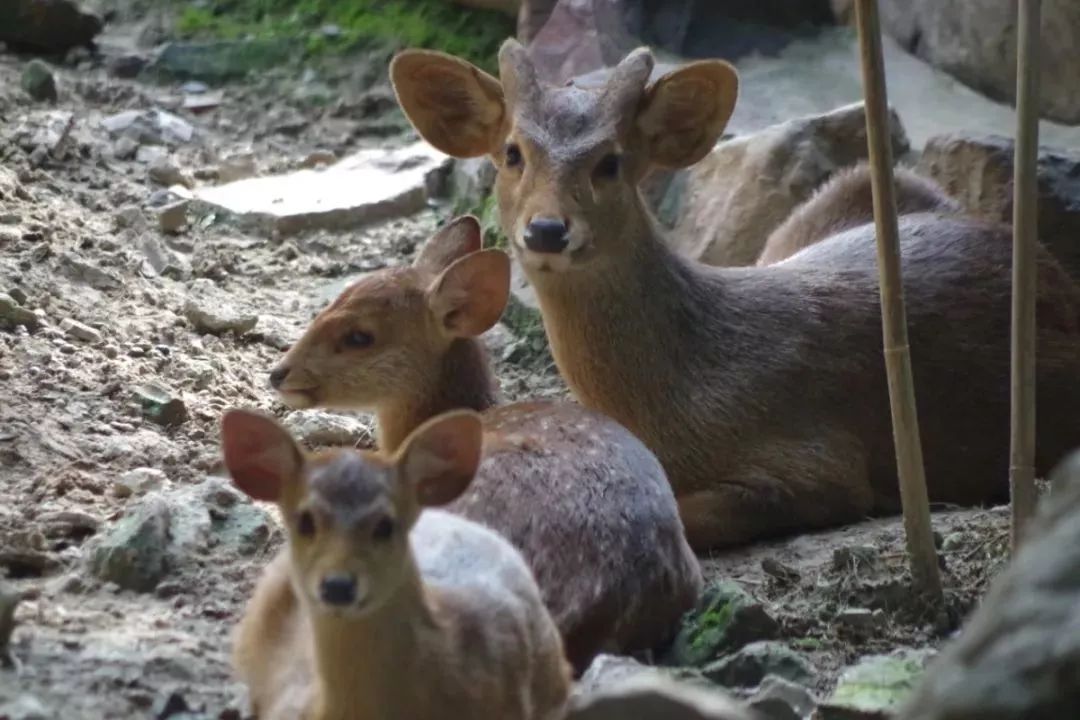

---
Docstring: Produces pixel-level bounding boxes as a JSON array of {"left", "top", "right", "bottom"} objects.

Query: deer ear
[
  {"left": 391, "top": 50, "right": 507, "bottom": 158},
  {"left": 636, "top": 60, "right": 738, "bottom": 169},
  {"left": 414, "top": 215, "right": 484, "bottom": 276},
  {"left": 221, "top": 409, "right": 303, "bottom": 502},
  {"left": 427, "top": 249, "right": 510, "bottom": 338},
  {"left": 398, "top": 410, "right": 483, "bottom": 507}
]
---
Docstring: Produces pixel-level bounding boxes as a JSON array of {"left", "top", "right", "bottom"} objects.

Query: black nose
[
  {"left": 524, "top": 217, "right": 570, "bottom": 254},
  {"left": 319, "top": 575, "right": 357, "bottom": 606},
  {"left": 269, "top": 366, "right": 290, "bottom": 389}
]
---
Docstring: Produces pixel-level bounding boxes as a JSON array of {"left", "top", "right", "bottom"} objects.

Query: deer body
[
  {"left": 271, "top": 217, "right": 702, "bottom": 673},
  {"left": 390, "top": 42, "right": 1080, "bottom": 551},
  {"left": 225, "top": 410, "right": 570, "bottom": 720}
]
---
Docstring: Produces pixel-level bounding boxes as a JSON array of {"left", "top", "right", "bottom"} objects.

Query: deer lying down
[
  {"left": 390, "top": 41, "right": 1080, "bottom": 552},
  {"left": 225, "top": 408, "right": 570, "bottom": 720},
  {"left": 757, "top": 163, "right": 961, "bottom": 265},
  {"left": 268, "top": 216, "right": 702, "bottom": 675}
]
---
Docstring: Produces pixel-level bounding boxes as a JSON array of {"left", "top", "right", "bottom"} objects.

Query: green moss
[
  {"left": 792, "top": 637, "right": 824, "bottom": 651},
  {"left": 175, "top": 0, "right": 513, "bottom": 72}
]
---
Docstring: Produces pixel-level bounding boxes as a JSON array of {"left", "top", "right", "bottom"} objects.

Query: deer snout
[
  {"left": 319, "top": 574, "right": 357, "bottom": 607},
  {"left": 523, "top": 217, "right": 570, "bottom": 254},
  {"left": 269, "top": 365, "right": 290, "bottom": 389}
]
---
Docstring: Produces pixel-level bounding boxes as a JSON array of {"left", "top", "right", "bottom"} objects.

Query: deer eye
[
  {"left": 296, "top": 510, "right": 316, "bottom": 538},
  {"left": 505, "top": 143, "right": 523, "bottom": 168},
  {"left": 372, "top": 516, "right": 395, "bottom": 542},
  {"left": 594, "top": 153, "right": 620, "bottom": 180},
  {"left": 343, "top": 330, "right": 373, "bottom": 349}
]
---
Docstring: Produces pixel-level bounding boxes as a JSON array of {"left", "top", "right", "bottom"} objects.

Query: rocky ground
[{"left": 0, "top": 10, "right": 1050, "bottom": 720}]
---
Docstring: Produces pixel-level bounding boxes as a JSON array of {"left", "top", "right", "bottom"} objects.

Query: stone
[
  {"left": 0, "top": 583, "right": 20, "bottom": 668},
  {"left": 141, "top": 235, "right": 189, "bottom": 278},
  {"left": 283, "top": 409, "right": 374, "bottom": 448},
  {"left": 748, "top": 675, "right": 818, "bottom": 720},
  {"left": 59, "top": 318, "right": 102, "bottom": 343},
  {"left": 106, "top": 53, "right": 148, "bottom": 79},
  {"left": 147, "top": 39, "right": 298, "bottom": 82},
  {"left": 132, "top": 382, "right": 189, "bottom": 427},
  {"left": 831, "top": 544, "right": 881, "bottom": 573},
  {"left": 0, "top": 0, "right": 102, "bottom": 53},
  {"left": 301, "top": 149, "right": 337, "bottom": 168},
  {"left": 0, "top": 292, "right": 40, "bottom": 331},
  {"left": 101, "top": 109, "right": 194, "bottom": 146},
  {"left": 450, "top": 157, "right": 497, "bottom": 212},
  {"left": 702, "top": 641, "right": 812, "bottom": 688},
  {"left": 20, "top": 60, "right": 57, "bottom": 102},
  {"left": 873, "top": 0, "right": 1080, "bottom": 125},
  {"left": 113, "top": 205, "right": 148, "bottom": 231},
  {"left": 135, "top": 145, "right": 168, "bottom": 165},
  {"left": 917, "top": 133, "right": 1080, "bottom": 279},
  {"left": 216, "top": 152, "right": 258, "bottom": 183},
  {"left": 819, "top": 649, "right": 934, "bottom": 720},
  {"left": 837, "top": 607, "right": 884, "bottom": 632},
  {"left": 113, "top": 136, "right": 139, "bottom": 161},
  {"left": 148, "top": 158, "right": 194, "bottom": 189},
  {"left": 0, "top": 694, "right": 50, "bottom": 720},
  {"left": 183, "top": 279, "right": 257, "bottom": 335},
  {"left": 88, "top": 495, "right": 172, "bottom": 592},
  {"left": 114, "top": 468, "right": 170, "bottom": 498},
  {"left": 156, "top": 200, "right": 189, "bottom": 234},
  {"left": 188, "top": 142, "right": 447, "bottom": 237},
  {"left": 659, "top": 102, "right": 909, "bottom": 267},
  {"left": 567, "top": 674, "right": 754, "bottom": 720},
  {"left": 666, "top": 581, "right": 780, "bottom": 667},
  {"left": 898, "top": 451, "right": 1080, "bottom": 720}
]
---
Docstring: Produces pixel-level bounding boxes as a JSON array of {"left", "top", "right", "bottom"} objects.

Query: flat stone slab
[{"left": 186, "top": 142, "right": 447, "bottom": 236}]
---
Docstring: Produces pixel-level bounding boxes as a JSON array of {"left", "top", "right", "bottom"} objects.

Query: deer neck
[{"left": 376, "top": 338, "right": 499, "bottom": 452}]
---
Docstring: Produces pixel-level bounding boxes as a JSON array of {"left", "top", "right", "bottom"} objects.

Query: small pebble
[{"left": 60, "top": 317, "right": 103, "bottom": 343}]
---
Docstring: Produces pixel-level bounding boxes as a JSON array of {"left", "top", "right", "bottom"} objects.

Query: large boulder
[
  {"left": 918, "top": 133, "right": 1080, "bottom": 280},
  {"left": 899, "top": 450, "right": 1080, "bottom": 720},
  {"left": 659, "top": 102, "right": 909, "bottom": 267},
  {"left": 0, "top": 0, "right": 102, "bottom": 53},
  {"left": 849, "top": 0, "right": 1080, "bottom": 125}
]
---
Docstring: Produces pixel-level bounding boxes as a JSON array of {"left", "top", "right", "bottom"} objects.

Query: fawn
[
  {"left": 224, "top": 407, "right": 570, "bottom": 720},
  {"left": 268, "top": 215, "right": 702, "bottom": 675},
  {"left": 389, "top": 41, "right": 1080, "bottom": 551},
  {"left": 757, "top": 162, "right": 961, "bottom": 265}
]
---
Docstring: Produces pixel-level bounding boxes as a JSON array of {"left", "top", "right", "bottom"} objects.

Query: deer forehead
[
  {"left": 331, "top": 269, "right": 426, "bottom": 313},
  {"left": 513, "top": 86, "right": 619, "bottom": 160},
  {"left": 304, "top": 451, "right": 394, "bottom": 513}
]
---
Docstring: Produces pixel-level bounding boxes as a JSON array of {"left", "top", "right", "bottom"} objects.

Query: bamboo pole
[
  {"left": 854, "top": 0, "right": 943, "bottom": 601},
  {"left": 1009, "top": 0, "right": 1041, "bottom": 551}
]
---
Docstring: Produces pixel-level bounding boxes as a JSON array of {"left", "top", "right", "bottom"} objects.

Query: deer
[
  {"left": 757, "top": 162, "right": 961, "bottom": 265},
  {"left": 224, "top": 407, "right": 571, "bottom": 720},
  {"left": 267, "top": 215, "right": 702, "bottom": 675},
  {"left": 389, "top": 40, "right": 1080, "bottom": 552}
]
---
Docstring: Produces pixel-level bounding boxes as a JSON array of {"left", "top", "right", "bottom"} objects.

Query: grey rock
[
  {"left": 449, "top": 156, "right": 497, "bottom": 210},
  {"left": 0, "top": 694, "right": 50, "bottom": 720},
  {"left": 0, "top": 583, "right": 20, "bottom": 668},
  {"left": 748, "top": 675, "right": 818, "bottom": 720},
  {"left": 113, "top": 205, "right": 147, "bottom": 231},
  {"left": 132, "top": 382, "right": 189, "bottom": 427},
  {"left": 253, "top": 315, "right": 296, "bottom": 351},
  {"left": 106, "top": 53, "right": 148, "bottom": 79},
  {"left": 0, "top": 0, "right": 102, "bottom": 53},
  {"left": 837, "top": 608, "right": 884, "bottom": 632},
  {"left": 113, "top": 135, "right": 139, "bottom": 160},
  {"left": 148, "top": 158, "right": 194, "bottom": 189},
  {"left": 21, "top": 59, "right": 57, "bottom": 102},
  {"left": 156, "top": 199, "right": 189, "bottom": 234},
  {"left": 667, "top": 581, "right": 780, "bottom": 667},
  {"left": 147, "top": 39, "right": 298, "bottom": 82},
  {"left": 702, "top": 641, "right": 813, "bottom": 688},
  {"left": 88, "top": 494, "right": 172, "bottom": 592},
  {"left": 101, "top": 109, "right": 194, "bottom": 146},
  {"left": 141, "top": 235, "right": 189, "bottom": 278},
  {"left": 831, "top": 544, "right": 881, "bottom": 573},
  {"left": 568, "top": 674, "right": 754, "bottom": 720},
  {"left": 820, "top": 648, "right": 934, "bottom": 720},
  {"left": 0, "top": 292, "right": 40, "bottom": 330},
  {"left": 183, "top": 279, "right": 257, "bottom": 335},
  {"left": 60, "top": 317, "right": 102, "bottom": 343},
  {"left": 135, "top": 144, "right": 169, "bottom": 165},
  {"left": 283, "top": 409, "right": 373, "bottom": 448},
  {"left": 114, "top": 467, "right": 170, "bottom": 498}
]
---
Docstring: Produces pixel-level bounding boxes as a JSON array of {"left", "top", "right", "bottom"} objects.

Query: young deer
[
  {"left": 756, "top": 163, "right": 961, "bottom": 265},
  {"left": 224, "top": 408, "right": 570, "bottom": 720},
  {"left": 390, "top": 41, "right": 1080, "bottom": 551},
  {"left": 268, "top": 215, "right": 702, "bottom": 675}
]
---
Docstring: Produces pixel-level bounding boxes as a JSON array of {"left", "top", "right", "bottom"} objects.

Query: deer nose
[
  {"left": 269, "top": 366, "right": 290, "bottom": 389},
  {"left": 524, "top": 217, "right": 570, "bottom": 254},
  {"left": 319, "top": 574, "right": 357, "bottom": 606}
]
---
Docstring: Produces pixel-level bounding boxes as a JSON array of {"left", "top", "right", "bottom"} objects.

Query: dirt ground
[{"left": 0, "top": 33, "right": 1013, "bottom": 720}]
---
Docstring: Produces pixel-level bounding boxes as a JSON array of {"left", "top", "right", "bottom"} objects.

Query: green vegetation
[{"left": 175, "top": 0, "right": 514, "bottom": 72}]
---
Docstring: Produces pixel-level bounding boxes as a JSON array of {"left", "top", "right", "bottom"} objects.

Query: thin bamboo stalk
[
  {"left": 1010, "top": 0, "right": 1041, "bottom": 551},
  {"left": 854, "top": 0, "right": 943, "bottom": 601}
]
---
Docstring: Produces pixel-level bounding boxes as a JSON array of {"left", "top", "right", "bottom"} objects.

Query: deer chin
[{"left": 513, "top": 235, "right": 592, "bottom": 274}]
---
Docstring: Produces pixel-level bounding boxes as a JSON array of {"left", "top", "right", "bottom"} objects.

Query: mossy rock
[
  {"left": 819, "top": 648, "right": 935, "bottom": 719},
  {"left": 145, "top": 39, "right": 300, "bottom": 82},
  {"left": 703, "top": 641, "right": 813, "bottom": 688},
  {"left": 666, "top": 581, "right": 780, "bottom": 667}
]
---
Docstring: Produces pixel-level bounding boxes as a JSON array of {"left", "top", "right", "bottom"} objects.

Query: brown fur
[
  {"left": 390, "top": 41, "right": 1080, "bottom": 552},
  {"left": 271, "top": 216, "right": 702, "bottom": 674},
  {"left": 225, "top": 409, "right": 571, "bottom": 720},
  {"left": 757, "top": 163, "right": 963, "bottom": 265}
]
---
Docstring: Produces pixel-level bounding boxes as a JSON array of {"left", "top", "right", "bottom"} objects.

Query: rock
[
  {"left": 659, "top": 102, "right": 909, "bottom": 267},
  {"left": 702, "top": 641, "right": 812, "bottom": 688},
  {"left": 113, "top": 205, "right": 148, "bottom": 231},
  {"left": 667, "top": 581, "right": 780, "bottom": 667},
  {"left": 113, "top": 136, "right": 139, "bottom": 161},
  {"left": 182, "top": 90, "right": 224, "bottom": 113},
  {"left": 148, "top": 158, "right": 194, "bottom": 189},
  {"left": 147, "top": 39, "right": 298, "bottom": 82},
  {"left": 189, "top": 141, "right": 448, "bottom": 237},
  {"left": 216, "top": 152, "right": 258, "bottom": 183},
  {"left": 136, "top": 145, "right": 169, "bottom": 165},
  {"left": 132, "top": 382, "right": 189, "bottom": 427},
  {"left": 22, "top": 109, "right": 74, "bottom": 158},
  {"left": 114, "top": 468, "right": 169, "bottom": 498},
  {"left": 748, "top": 675, "right": 818, "bottom": 720},
  {"left": 837, "top": 608, "right": 884, "bottom": 632},
  {"left": 183, "top": 279, "right": 258, "bottom": 335},
  {"left": 106, "top": 53, "right": 149, "bottom": 79},
  {"left": 0, "top": 0, "right": 102, "bottom": 53},
  {"left": 0, "top": 583, "right": 21, "bottom": 668},
  {"left": 301, "top": 149, "right": 337, "bottom": 168},
  {"left": 0, "top": 292, "right": 40, "bottom": 331},
  {"left": 0, "top": 694, "right": 50, "bottom": 720},
  {"left": 575, "top": 655, "right": 711, "bottom": 701},
  {"left": 20, "top": 60, "right": 57, "bottom": 102},
  {"left": 567, "top": 674, "right": 755, "bottom": 720},
  {"left": 898, "top": 451, "right": 1080, "bottom": 720},
  {"left": 831, "top": 544, "right": 881, "bottom": 573},
  {"left": 450, "top": 157, "right": 497, "bottom": 211},
  {"left": 819, "top": 649, "right": 934, "bottom": 720},
  {"left": 283, "top": 409, "right": 374, "bottom": 448},
  {"left": 141, "top": 235, "right": 189, "bottom": 278},
  {"left": 156, "top": 200, "right": 189, "bottom": 234},
  {"left": 917, "top": 133, "right": 1080, "bottom": 279},
  {"left": 875, "top": 0, "right": 1080, "bottom": 125},
  {"left": 89, "top": 495, "right": 172, "bottom": 592},
  {"left": 59, "top": 317, "right": 102, "bottom": 343},
  {"left": 102, "top": 109, "right": 194, "bottom": 146}
]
